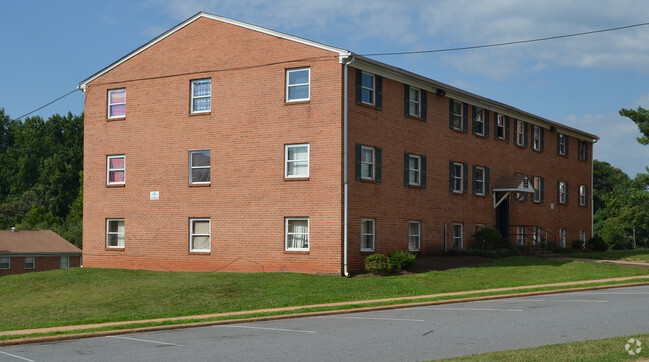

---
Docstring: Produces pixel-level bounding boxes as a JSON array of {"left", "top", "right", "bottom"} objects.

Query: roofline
[
  {"left": 78, "top": 11, "right": 351, "bottom": 91},
  {"left": 0, "top": 252, "right": 82, "bottom": 257},
  {"left": 350, "top": 55, "right": 599, "bottom": 141}
]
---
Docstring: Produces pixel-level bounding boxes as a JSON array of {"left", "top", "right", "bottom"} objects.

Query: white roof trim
[{"left": 78, "top": 11, "right": 351, "bottom": 91}]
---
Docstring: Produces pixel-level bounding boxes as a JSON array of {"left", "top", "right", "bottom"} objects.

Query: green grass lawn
[
  {"left": 567, "top": 249, "right": 649, "bottom": 262},
  {"left": 2, "top": 256, "right": 649, "bottom": 332}
]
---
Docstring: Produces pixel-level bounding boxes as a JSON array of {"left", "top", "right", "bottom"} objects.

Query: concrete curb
[{"left": 3, "top": 276, "right": 649, "bottom": 346}]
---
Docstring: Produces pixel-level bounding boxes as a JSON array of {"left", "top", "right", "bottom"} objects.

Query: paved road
[{"left": 2, "top": 285, "right": 649, "bottom": 361}]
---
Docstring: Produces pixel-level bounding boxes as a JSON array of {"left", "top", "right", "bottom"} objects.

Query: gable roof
[{"left": 0, "top": 230, "right": 82, "bottom": 256}]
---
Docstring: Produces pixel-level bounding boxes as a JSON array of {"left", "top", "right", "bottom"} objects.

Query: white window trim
[
  {"left": 515, "top": 120, "right": 525, "bottom": 146},
  {"left": 284, "top": 143, "right": 310, "bottom": 178},
  {"left": 361, "top": 72, "right": 375, "bottom": 105},
  {"left": 0, "top": 257, "right": 10, "bottom": 270},
  {"left": 107, "top": 88, "right": 125, "bottom": 119},
  {"left": 496, "top": 114, "right": 505, "bottom": 139},
  {"left": 190, "top": 78, "right": 211, "bottom": 114},
  {"left": 361, "top": 218, "right": 375, "bottom": 252},
  {"left": 517, "top": 226, "right": 525, "bottom": 245},
  {"left": 452, "top": 223, "right": 463, "bottom": 249},
  {"left": 286, "top": 67, "right": 310, "bottom": 102},
  {"left": 579, "top": 185, "right": 586, "bottom": 206},
  {"left": 560, "top": 228, "right": 567, "bottom": 248},
  {"left": 475, "top": 108, "right": 485, "bottom": 136},
  {"left": 106, "top": 155, "right": 125, "bottom": 185},
  {"left": 533, "top": 176, "right": 541, "bottom": 203},
  {"left": 453, "top": 162, "right": 463, "bottom": 193},
  {"left": 360, "top": 145, "right": 375, "bottom": 180},
  {"left": 532, "top": 125, "right": 541, "bottom": 151},
  {"left": 60, "top": 256, "right": 70, "bottom": 269},
  {"left": 578, "top": 141, "right": 587, "bottom": 160},
  {"left": 559, "top": 181, "right": 567, "bottom": 204},
  {"left": 409, "top": 87, "right": 421, "bottom": 117},
  {"left": 190, "top": 218, "right": 211, "bottom": 252},
  {"left": 452, "top": 100, "right": 463, "bottom": 130},
  {"left": 189, "top": 149, "right": 211, "bottom": 184},
  {"left": 25, "top": 256, "right": 35, "bottom": 269},
  {"left": 285, "top": 217, "right": 310, "bottom": 251},
  {"left": 409, "top": 154, "right": 421, "bottom": 186},
  {"left": 580, "top": 229, "right": 587, "bottom": 243},
  {"left": 475, "top": 166, "right": 485, "bottom": 196},
  {"left": 558, "top": 134, "right": 566, "bottom": 155},
  {"left": 106, "top": 218, "right": 125, "bottom": 248},
  {"left": 409, "top": 221, "right": 420, "bottom": 251}
]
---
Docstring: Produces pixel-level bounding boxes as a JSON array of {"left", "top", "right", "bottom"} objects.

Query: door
[{"left": 495, "top": 193, "right": 509, "bottom": 239}]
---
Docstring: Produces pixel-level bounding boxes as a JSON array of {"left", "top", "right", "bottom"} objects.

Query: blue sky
[{"left": 2, "top": 1, "right": 649, "bottom": 177}]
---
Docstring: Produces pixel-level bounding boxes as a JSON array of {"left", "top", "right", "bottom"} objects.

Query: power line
[
  {"left": 360, "top": 21, "right": 649, "bottom": 57},
  {"left": 13, "top": 88, "right": 80, "bottom": 121}
]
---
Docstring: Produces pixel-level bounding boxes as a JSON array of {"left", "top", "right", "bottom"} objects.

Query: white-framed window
[
  {"left": 25, "top": 257, "right": 34, "bottom": 269},
  {"left": 0, "top": 257, "right": 10, "bottom": 270},
  {"left": 409, "top": 221, "right": 420, "bottom": 251},
  {"left": 474, "top": 107, "right": 485, "bottom": 136},
  {"left": 580, "top": 229, "right": 587, "bottom": 244},
  {"left": 558, "top": 133, "right": 567, "bottom": 156},
  {"left": 452, "top": 100, "right": 463, "bottom": 130},
  {"left": 560, "top": 228, "right": 567, "bottom": 248},
  {"left": 517, "top": 226, "right": 525, "bottom": 245},
  {"left": 191, "top": 79, "right": 211, "bottom": 113},
  {"left": 515, "top": 120, "right": 525, "bottom": 146},
  {"left": 532, "top": 125, "right": 541, "bottom": 151},
  {"left": 285, "top": 217, "right": 309, "bottom": 251},
  {"left": 578, "top": 140, "right": 588, "bottom": 160},
  {"left": 579, "top": 185, "right": 587, "bottom": 206},
  {"left": 286, "top": 67, "right": 310, "bottom": 102},
  {"left": 452, "top": 223, "right": 463, "bottom": 249},
  {"left": 535, "top": 226, "right": 542, "bottom": 245},
  {"left": 107, "top": 155, "right": 125, "bottom": 185},
  {"left": 189, "top": 150, "right": 210, "bottom": 184},
  {"left": 474, "top": 166, "right": 485, "bottom": 196},
  {"left": 106, "top": 219, "right": 125, "bottom": 248},
  {"left": 558, "top": 181, "right": 567, "bottom": 204},
  {"left": 408, "top": 87, "right": 421, "bottom": 117},
  {"left": 408, "top": 154, "right": 421, "bottom": 186},
  {"left": 190, "top": 218, "right": 211, "bottom": 252},
  {"left": 496, "top": 114, "right": 506, "bottom": 139},
  {"left": 285, "top": 144, "right": 309, "bottom": 178},
  {"left": 361, "top": 218, "right": 375, "bottom": 251},
  {"left": 533, "top": 176, "right": 543, "bottom": 203},
  {"left": 361, "top": 146, "right": 375, "bottom": 180},
  {"left": 361, "top": 72, "right": 375, "bottom": 105},
  {"left": 451, "top": 162, "right": 464, "bottom": 193},
  {"left": 60, "top": 256, "right": 70, "bottom": 269},
  {"left": 108, "top": 88, "right": 126, "bottom": 118}
]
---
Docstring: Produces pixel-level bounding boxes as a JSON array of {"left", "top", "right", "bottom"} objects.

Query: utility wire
[
  {"left": 361, "top": 21, "right": 649, "bottom": 56},
  {"left": 13, "top": 88, "right": 80, "bottom": 121}
]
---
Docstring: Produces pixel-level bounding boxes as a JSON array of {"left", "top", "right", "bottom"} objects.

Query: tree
[{"left": 620, "top": 106, "right": 649, "bottom": 146}]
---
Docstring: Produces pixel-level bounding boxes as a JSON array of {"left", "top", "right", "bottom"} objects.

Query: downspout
[{"left": 342, "top": 55, "right": 355, "bottom": 277}]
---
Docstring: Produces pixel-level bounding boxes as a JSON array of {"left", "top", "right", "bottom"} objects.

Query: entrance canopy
[{"left": 492, "top": 174, "right": 536, "bottom": 209}]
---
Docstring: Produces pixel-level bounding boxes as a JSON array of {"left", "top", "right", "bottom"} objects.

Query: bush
[
  {"left": 387, "top": 250, "right": 416, "bottom": 270},
  {"left": 571, "top": 240, "right": 585, "bottom": 250},
  {"left": 547, "top": 247, "right": 573, "bottom": 254},
  {"left": 445, "top": 248, "right": 522, "bottom": 258},
  {"left": 472, "top": 227, "right": 510, "bottom": 249},
  {"left": 364, "top": 254, "right": 392, "bottom": 275},
  {"left": 586, "top": 236, "right": 608, "bottom": 251}
]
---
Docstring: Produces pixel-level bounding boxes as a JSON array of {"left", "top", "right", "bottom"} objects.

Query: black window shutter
[
  {"left": 463, "top": 103, "right": 469, "bottom": 133},
  {"left": 505, "top": 116, "right": 510, "bottom": 142},
  {"left": 493, "top": 112, "right": 499, "bottom": 139},
  {"left": 484, "top": 110, "right": 490, "bottom": 137},
  {"left": 485, "top": 167, "right": 490, "bottom": 195},
  {"left": 421, "top": 90, "right": 427, "bottom": 122},
  {"left": 421, "top": 155, "right": 427, "bottom": 188},
  {"left": 540, "top": 178, "right": 544, "bottom": 202},
  {"left": 524, "top": 122, "right": 529, "bottom": 147},
  {"left": 376, "top": 147, "right": 382, "bottom": 183},
  {"left": 472, "top": 165, "right": 477, "bottom": 194},
  {"left": 585, "top": 142, "right": 589, "bottom": 160},
  {"left": 449, "top": 160, "right": 454, "bottom": 191},
  {"left": 566, "top": 182, "right": 570, "bottom": 204},
  {"left": 404, "top": 84, "right": 410, "bottom": 118},
  {"left": 472, "top": 105, "right": 478, "bottom": 135},
  {"left": 557, "top": 180, "right": 560, "bottom": 204},
  {"left": 557, "top": 134, "right": 561, "bottom": 155},
  {"left": 463, "top": 163, "right": 469, "bottom": 193},
  {"left": 355, "top": 69, "right": 362, "bottom": 105},
  {"left": 376, "top": 75, "right": 383, "bottom": 110},
  {"left": 449, "top": 98, "right": 454, "bottom": 129},
  {"left": 404, "top": 152, "right": 410, "bottom": 186},
  {"left": 355, "top": 144, "right": 362, "bottom": 180},
  {"left": 540, "top": 128, "right": 545, "bottom": 151},
  {"left": 566, "top": 135, "right": 570, "bottom": 156},
  {"left": 585, "top": 185, "right": 589, "bottom": 206}
]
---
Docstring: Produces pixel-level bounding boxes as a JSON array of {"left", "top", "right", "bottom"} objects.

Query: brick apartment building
[{"left": 78, "top": 12, "right": 597, "bottom": 275}]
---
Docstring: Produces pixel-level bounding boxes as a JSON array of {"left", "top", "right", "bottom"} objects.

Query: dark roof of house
[
  {"left": 0, "top": 230, "right": 82, "bottom": 256},
  {"left": 492, "top": 174, "right": 535, "bottom": 193}
]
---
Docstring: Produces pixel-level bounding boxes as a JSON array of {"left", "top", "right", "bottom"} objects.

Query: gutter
[{"left": 342, "top": 55, "right": 355, "bottom": 277}]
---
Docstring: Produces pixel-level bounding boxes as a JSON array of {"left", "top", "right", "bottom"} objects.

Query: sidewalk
[{"left": 3, "top": 274, "right": 649, "bottom": 345}]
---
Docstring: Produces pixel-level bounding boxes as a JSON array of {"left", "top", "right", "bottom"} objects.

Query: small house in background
[{"left": 0, "top": 229, "right": 82, "bottom": 277}]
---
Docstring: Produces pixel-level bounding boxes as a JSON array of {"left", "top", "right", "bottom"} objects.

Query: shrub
[
  {"left": 547, "top": 247, "right": 573, "bottom": 254},
  {"left": 472, "top": 227, "right": 510, "bottom": 249},
  {"left": 586, "top": 236, "right": 608, "bottom": 251},
  {"left": 387, "top": 250, "right": 416, "bottom": 270},
  {"left": 364, "top": 253, "right": 392, "bottom": 275},
  {"left": 571, "top": 240, "right": 585, "bottom": 250},
  {"left": 445, "top": 248, "right": 521, "bottom": 258}
]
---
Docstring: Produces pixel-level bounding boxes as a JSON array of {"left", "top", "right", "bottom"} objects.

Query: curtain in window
[
  {"left": 287, "top": 146, "right": 308, "bottom": 176},
  {"left": 109, "top": 157, "right": 125, "bottom": 182},
  {"left": 287, "top": 220, "right": 308, "bottom": 248},
  {"left": 192, "top": 220, "right": 210, "bottom": 250},
  {"left": 192, "top": 80, "right": 211, "bottom": 112},
  {"left": 109, "top": 89, "right": 126, "bottom": 117},
  {"left": 408, "top": 223, "right": 419, "bottom": 250},
  {"left": 108, "top": 220, "right": 125, "bottom": 247},
  {"left": 191, "top": 151, "right": 210, "bottom": 183}
]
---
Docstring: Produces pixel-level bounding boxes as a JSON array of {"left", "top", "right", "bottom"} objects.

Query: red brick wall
[
  {"left": 0, "top": 256, "right": 81, "bottom": 277},
  {"left": 83, "top": 17, "right": 344, "bottom": 274}
]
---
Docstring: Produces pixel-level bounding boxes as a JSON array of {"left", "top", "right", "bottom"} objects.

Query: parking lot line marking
[
  {"left": 105, "top": 335, "right": 183, "bottom": 346},
  {"left": 216, "top": 325, "right": 316, "bottom": 334},
  {"left": 0, "top": 350, "right": 34, "bottom": 362},
  {"left": 421, "top": 307, "right": 523, "bottom": 312},
  {"left": 320, "top": 316, "right": 425, "bottom": 322}
]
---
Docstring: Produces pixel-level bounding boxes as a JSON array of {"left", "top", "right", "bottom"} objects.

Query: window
[
  {"left": 107, "top": 155, "right": 125, "bottom": 185},
  {"left": 558, "top": 181, "right": 568, "bottom": 204},
  {"left": 106, "top": 219, "right": 125, "bottom": 248},
  {"left": 361, "top": 72, "right": 375, "bottom": 105},
  {"left": 0, "top": 257, "right": 9, "bottom": 269},
  {"left": 496, "top": 114, "right": 506, "bottom": 139},
  {"left": 580, "top": 229, "right": 587, "bottom": 244},
  {"left": 191, "top": 79, "right": 211, "bottom": 113},
  {"left": 60, "top": 256, "right": 70, "bottom": 269},
  {"left": 558, "top": 133, "right": 567, "bottom": 156},
  {"left": 356, "top": 70, "right": 382, "bottom": 109},
  {"left": 579, "top": 185, "right": 588, "bottom": 206},
  {"left": 189, "top": 150, "right": 210, "bottom": 184},
  {"left": 535, "top": 226, "right": 542, "bottom": 245},
  {"left": 473, "top": 107, "right": 486, "bottom": 136},
  {"left": 361, "top": 146, "right": 375, "bottom": 180},
  {"left": 473, "top": 166, "right": 489, "bottom": 196},
  {"left": 286, "top": 68, "right": 310, "bottom": 102},
  {"left": 285, "top": 144, "right": 309, "bottom": 178},
  {"left": 532, "top": 125, "right": 542, "bottom": 151},
  {"left": 517, "top": 226, "right": 525, "bottom": 246},
  {"left": 532, "top": 176, "right": 544, "bottom": 203},
  {"left": 361, "top": 219, "right": 375, "bottom": 251},
  {"left": 515, "top": 120, "right": 525, "bottom": 146},
  {"left": 25, "top": 257, "right": 34, "bottom": 269},
  {"left": 578, "top": 140, "right": 588, "bottom": 160},
  {"left": 450, "top": 99, "right": 465, "bottom": 131},
  {"left": 560, "top": 228, "right": 567, "bottom": 248},
  {"left": 190, "top": 218, "right": 211, "bottom": 252},
  {"left": 452, "top": 223, "right": 463, "bottom": 249},
  {"left": 108, "top": 89, "right": 125, "bottom": 118},
  {"left": 407, "top": 154, "right": 421, "bottom": 186},
  {"left": 408, "top": 221, "right": 420, "bottom": 251},
  {"left": 285, "top": 217, "right": 309, "bottom": 251},
  {"left": 450, "top": 161, "right": 467, "bottom": 193},
  {"left": 408, "top": 86, "right": 421, "bottom": 117}
]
